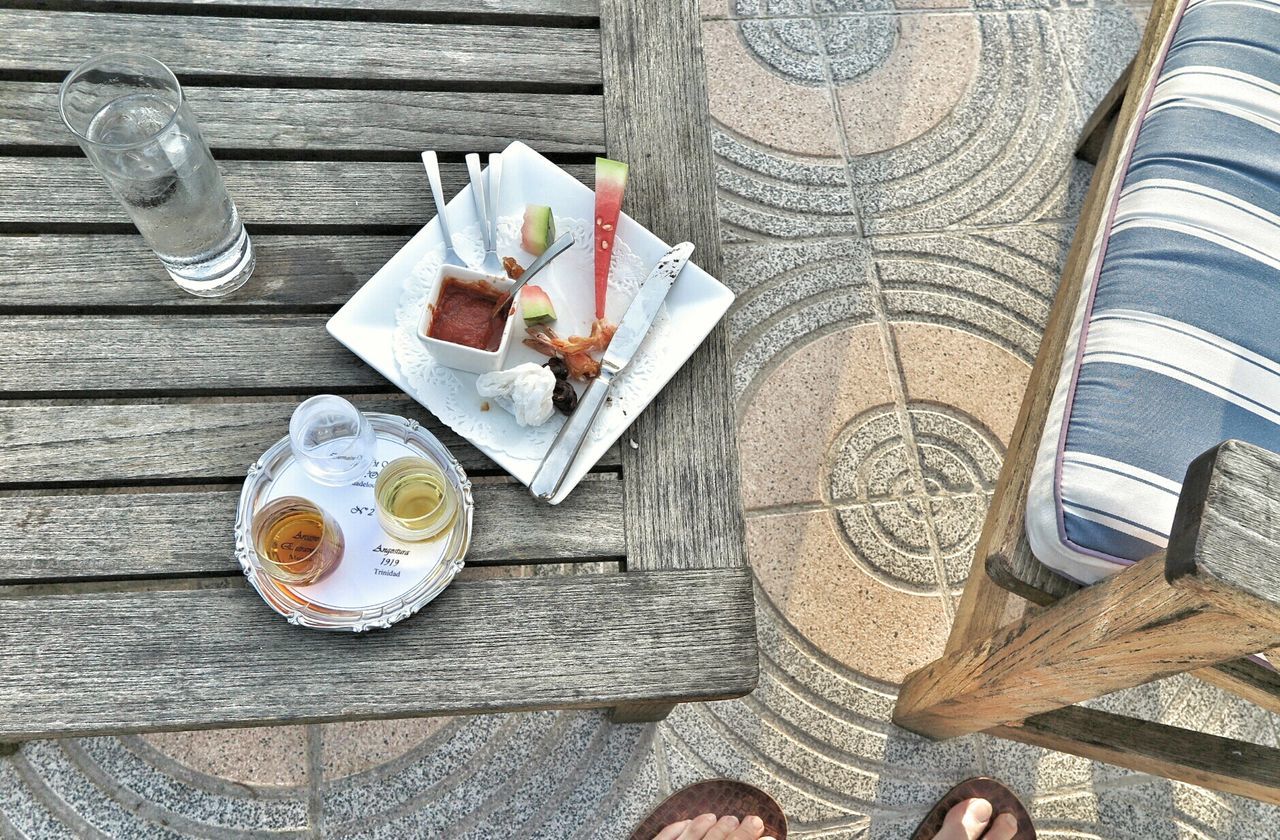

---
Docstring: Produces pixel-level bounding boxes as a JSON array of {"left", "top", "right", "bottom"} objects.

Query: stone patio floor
[{"left": 5, "top": 1, "right": 1280, "bottom": 837}]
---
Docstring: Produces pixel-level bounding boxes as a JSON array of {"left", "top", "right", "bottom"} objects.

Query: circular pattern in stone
[
  {"left": 826, "top": 403, "right": 1003, "bottom": 588},
  {"left": 733, "top": 13, "right": 898, "bottom": 86}
]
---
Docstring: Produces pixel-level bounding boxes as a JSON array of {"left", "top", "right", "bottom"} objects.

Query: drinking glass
[
  {"left": 59, "top": 53, "right": 255, "bottom": 297},
  {"left": 374, "top": 456, "right": 460, "bottom": 542},
  {"left": 289, "top": 395, "right": 377, "bottom": 486},
  {"left": 251, "top": 496, "right": 345, "bottom": 586}
]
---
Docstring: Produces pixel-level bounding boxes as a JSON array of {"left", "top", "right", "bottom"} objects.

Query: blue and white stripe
[{"left": 1026, "top": 0, "right": 1280, "bottom": 583}]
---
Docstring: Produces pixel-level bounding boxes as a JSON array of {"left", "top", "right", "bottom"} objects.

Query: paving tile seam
[
  {"left": 116, "top": 735, "right": 306, "bottom": 803},
  {"left": 707, "top": 7, "right": 1114, "bottom": 23},
  {"left": 729, "top": 17, "right": 834, "bottom": 89},
  {"left": 7, "top": 750, "right": 109, "bottom": 840},
  {"left": 878, "top": 279, "right": 1048, "bottom": 336},
  {"left": 869, "top": 238, "right": 1065, "bottom": 286},
  {"left": 322, "top": 714, "right": 565, "bottom": 836},
  {"left": 60, "top": 739, "right": 306, "bottom": 839},
  {"left": 876, "top": 307, "right": 1037, "bottom": 365},
  {"left": 663, "top": 709, "right": 871, "bottom": 821},
  {"left": 727, "top": 693, "right": 899, "bottom": 780},
  {"left": 867, "top": 218, "right": 1078, "bottom": 243},
  {"left": 732, "top": 315, "right": 881, "bottom": 423},
  {"left": 305, "top": 726, "right": 321, "bottom": 839},
  {"left": 712, "top": 123, "right": 847, "bottom": 171},
  {"left": 752, "top": 663, "right": 898, "bottom": 741},
  {"left": 715, "top": 179, "right": 861, "bottom": 222},
  {"left": 822, "top": 508, "right": 952, "bottom": 596},
  {"left": 827, "top": 490, "right": 994, "bottom": 509},
  {"left": 729, "top": 287, "right": 873, "bottom": 353},
  {"left": 715, "top": 153, "right": 855, "bottom": 197},
  {"left": 318, "top": 714, "right": 519, "bottom": 830},
  {"left": 317, "top": 715, "right": 475, "bottom": 791},
  {"left": 810, "top": 18, "right": 967, "bottom": 621},
  {"left": 753, "top": 580, "right": 903, "bottom": 700},
  {"left": 446, "top": 714, "right": 608, "bottom": 838},
  {"left": 1043, "top": 8, "right": 1109, "bottom": 128},
  {"left": 726, "top": 254, "right": 869, "bottom": 317},
  {"left": 561, "top": 725, "right": 660, "bottom": 840},
  {"left": 717, "top": 220, "right": 863, "bottom": 245}
]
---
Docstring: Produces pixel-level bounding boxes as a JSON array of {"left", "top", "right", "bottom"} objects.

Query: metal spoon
[
  {"left": 489, "top": 232, "right": 574, "bottom": 319},
  {"left": 420, "top": 151, "right": 466, "bottom": 268}
]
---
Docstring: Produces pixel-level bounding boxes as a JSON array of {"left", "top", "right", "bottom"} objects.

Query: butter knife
[{"left": 529, "top": 242, "right": 695, "bottom": 502}]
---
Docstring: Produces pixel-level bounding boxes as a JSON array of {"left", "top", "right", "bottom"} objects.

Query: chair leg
[
  {"left": 945, "top": 546, "right": 1018, "bottom": 655},
  {"left": 1077, "top": 58, "right": 1133, "bottom": 164},
  {"left": 894, "top": 552, "right": 1280, "bottom": 739},
  {"left": 609, "top": 703, "right": 675, "bottom": 724}
]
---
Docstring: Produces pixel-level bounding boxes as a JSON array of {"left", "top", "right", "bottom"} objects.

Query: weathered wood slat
[
  {"left": 599, "top": 0, "right": 745, "bottom": 573},
  {"left": 1, "top": 82, "right": 605, "bottom": 154},
  {"left": 991, "top": 706, "right": 1280, "bottom": 806},
  {"left": 0, "top": 314, "right": 385, "bottom": 392},
  {"left": 951, "top": 0, "right": 1184, "bottom": 648},
  {"left": 0, "top": 10, "right": 601, "bottom": 86},
  {"left": 895, "top": 553, "right": 1280, "bottom": 740},
  {"left": 0, "top": 396, "right": 619, "bottom": 485},
  {"left": 0, "top": 158, "right": 593, "bottom": 226},
  {"left": 0, "top": 234, "right": 403, "bottom": 307},
  {"left": 0, "top": 480, "right": 623, "bottom": 582},
  {"left": 0, "top": 566, "right": 757, "bottom": 739},
  {"left": 989, "top": 548, "right": 1280, "bottom": 716},
  {"left": 64, "top": 0, "right": 600, "bottom": 15}
]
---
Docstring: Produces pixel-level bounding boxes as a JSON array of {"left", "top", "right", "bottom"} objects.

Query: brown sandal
[
  {"left": 627, "top": 779, "right": 788, "bottom": 840},
  {"left": 910, "top": 777, "right": 1036, "bottom": 839}
]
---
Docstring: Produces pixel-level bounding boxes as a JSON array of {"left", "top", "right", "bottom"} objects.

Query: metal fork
[
  {"left": 465, "top": 152, "right": 506, "bottom": 277},
  {"left": 420, "top": 151, "right": 467, "bottom": 268}
]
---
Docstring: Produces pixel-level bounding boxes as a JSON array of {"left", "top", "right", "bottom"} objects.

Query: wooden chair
[{"left": 891, "top": 0, "right": 1280, "bottom": 803}]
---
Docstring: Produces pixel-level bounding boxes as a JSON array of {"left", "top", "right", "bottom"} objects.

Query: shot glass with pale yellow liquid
[{"left": 374, "top": 457, "right": 460, "bottom": 542}]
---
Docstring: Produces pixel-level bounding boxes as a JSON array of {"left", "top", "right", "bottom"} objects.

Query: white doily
[{"left": 392, "top": 215, "right": 669, "bottom": 462}]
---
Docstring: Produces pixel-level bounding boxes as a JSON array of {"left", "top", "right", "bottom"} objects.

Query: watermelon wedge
[{"left": 593, "top": 157, "right": 629, "bottom": 320}]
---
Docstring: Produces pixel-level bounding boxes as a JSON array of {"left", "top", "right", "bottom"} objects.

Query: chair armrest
[{"left": 1168, "top": 440, "right": 1280, "bottom": 621}]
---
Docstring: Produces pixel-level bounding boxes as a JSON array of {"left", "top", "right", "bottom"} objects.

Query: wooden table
[{"left": 0, "top": 0, "right": 756, "bottom": 743}]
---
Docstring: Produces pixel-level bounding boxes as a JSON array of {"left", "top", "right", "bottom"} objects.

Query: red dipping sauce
[{"left": 427, "top": 277, "right": 508, "bottom": 351}]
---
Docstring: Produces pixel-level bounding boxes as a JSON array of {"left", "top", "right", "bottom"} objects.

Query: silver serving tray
[{"left": 234, "top": 413, "right": 474, "bottom": 631}]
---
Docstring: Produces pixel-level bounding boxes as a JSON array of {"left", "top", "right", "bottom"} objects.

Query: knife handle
[{"left": 530, "top": 371, "right": 613, "bottom": 502}]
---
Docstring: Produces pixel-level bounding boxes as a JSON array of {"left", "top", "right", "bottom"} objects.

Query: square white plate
[{"left": 327, "top": 142, "right": 734, "bottom": 502}]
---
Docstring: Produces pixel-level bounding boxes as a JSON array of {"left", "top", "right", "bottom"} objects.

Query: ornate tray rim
[{"left": 233, "top": 412, "right": 475, "bottom": 632}]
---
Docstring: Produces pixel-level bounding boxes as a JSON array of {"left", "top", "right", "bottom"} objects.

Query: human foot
[
  {"left": 652, "top": 812, "right": 777, "bottom": 840},
  {"left": 933, "top": 798, "right": 1021, "bottom": 840}
]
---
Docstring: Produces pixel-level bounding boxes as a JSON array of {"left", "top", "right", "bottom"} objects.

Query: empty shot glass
[
  {"left": 251, "top": 496, "right": 345, "bottom": 586},
  {"left": 59, "top": 52, "right": 255, "bottom": 297},
  {"left": 289, "top": 395, "right": 377, "bottom": 486}
]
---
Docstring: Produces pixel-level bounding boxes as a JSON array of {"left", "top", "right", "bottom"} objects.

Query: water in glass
[{"left": 61, "top": 53, "right": 254, "bottom": 297}]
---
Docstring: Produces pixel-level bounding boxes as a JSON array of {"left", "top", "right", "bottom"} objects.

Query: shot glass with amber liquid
[
  {"left": 251, "top": 496, "right": 345, "bottom": 585},
  {"left": 374, "top": 457, "right": 460, "bottom": 542}
]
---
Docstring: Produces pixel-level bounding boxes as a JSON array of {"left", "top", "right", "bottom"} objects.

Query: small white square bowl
[{"left": 416, "top": 264, "right": 517, "bottom": 374}]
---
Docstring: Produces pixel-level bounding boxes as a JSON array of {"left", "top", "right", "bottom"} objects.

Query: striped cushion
[{"left": 1026, "top": 0, "right": 1280, "bottom": 584}]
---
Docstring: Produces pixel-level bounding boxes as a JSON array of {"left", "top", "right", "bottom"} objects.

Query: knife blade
[{"left": 529, "top": 241, "right": 696, "bottom": 502}]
